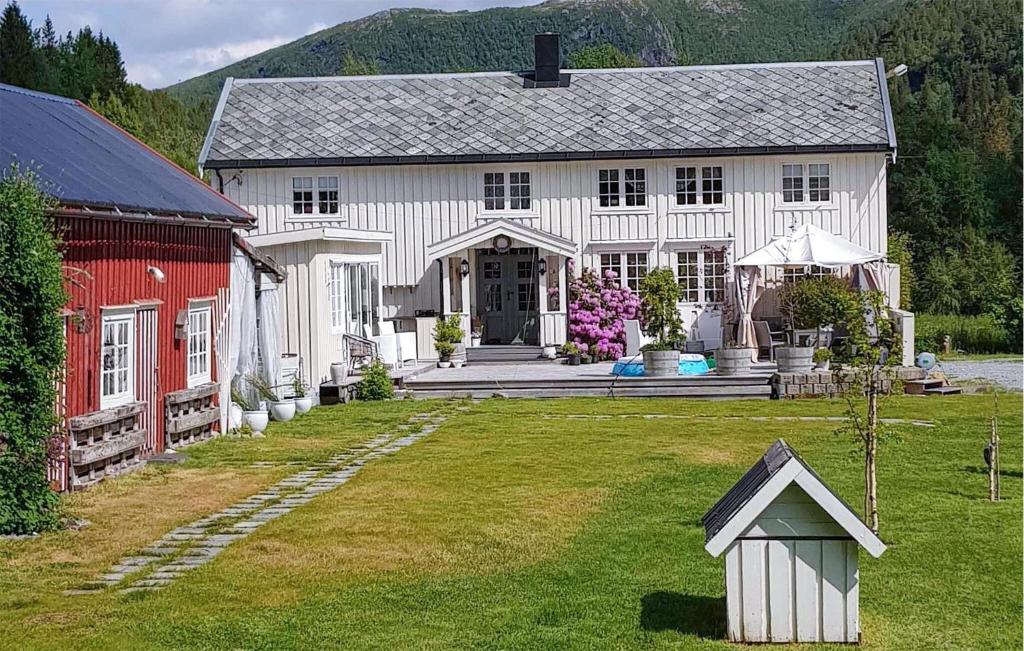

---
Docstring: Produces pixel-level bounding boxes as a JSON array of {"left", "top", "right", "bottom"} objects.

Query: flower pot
[
  {"left": 243, "top": 410, "right": 268, "bottom": 435},
  {"left": 330, "top": 362, "right": 348, "bottom": 384},
  {"left": 542, "top": 345, "right": 557, "bottom": 359},
  {"left": 776, "top": 346, "right": 815, "bottom": 373},
  {"left": 470, "top": 335, "right": 482, "bottom": 348},
  {"left": 815, "top": 360, "right": 831, "bottom": 371},
  {"left": 229, "top": 403, "right": 243, "bottom": 430},
  {"left": 269, "top": 399, "right": 296, "bottom": 422},
  {"left": 566, "top": 354, "right": 581, "bottom": 366},
  {"left": 294, "top": 396, "right": 314, "bottom": 414},
  {"left": 716, "top": 347, "right": 755, "bottom": 376},
  {"left": 437, "top": 360, "right": 452, "bottom": 368},
  {"left": 452, "top": 360, "right": 465, "bottom": 368},
  {"left": 581, "top": 355, "right": 592, "bottom": 364},
  {"left": 643, "top": 349, "right": 680, "bottom": 377}
]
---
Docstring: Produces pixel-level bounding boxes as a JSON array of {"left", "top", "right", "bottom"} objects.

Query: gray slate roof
[{"left": 201, "top": 60, "right": 895, "bottom": 169}]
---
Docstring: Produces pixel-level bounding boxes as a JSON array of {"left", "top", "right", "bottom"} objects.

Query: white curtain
[
  {"left": 734, "top": 265, "right": 765, "bottom": 362},
  {"left": 258, "top": 279, "right": 282, "bottom": 393},
  {"left": 219, "top": 247, "right": 256, "bottom": 427},
  {"left": 852, "top": 260, "right": 890, "bottom": 342},
  {"left": 235, "top": 249, "right": 259, "bottom": 405}
]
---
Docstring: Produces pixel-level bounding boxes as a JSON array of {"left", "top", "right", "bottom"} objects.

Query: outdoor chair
[
  {"left": 753, "top": 320, "right": 785, "bottom": 361},
  {"left": 341, "top": 333, "right": 378, "bottom": 372},
  {"left": 624, "top": 320, "right": 653, "bottom": 356},
  {"left": 364, "top": 324, "right": 403, "bottom": 370},
  {"left": 380, "top": 320, "right": 418, "bottom": 366}
]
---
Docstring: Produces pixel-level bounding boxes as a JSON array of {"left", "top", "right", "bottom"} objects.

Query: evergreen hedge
[{"left": 0, "top": 169, "right": 66, "bottom": 534}]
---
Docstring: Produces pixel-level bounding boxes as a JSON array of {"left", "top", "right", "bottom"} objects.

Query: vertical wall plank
[
  {"left": 821, "top": 540, "right": 847, "bottom": 642},
  {"left": 795, "top": 540, "right": 821, "bottom": 642},
  {"left": 725, "top": 543, "right": 744, "bottom": 642},
  {"left": 845, "top": 540, "right": 860, "bottom": 643},
  {"left": 767, "top": 539, "right": 794, "bottom": 642},
  {"left": 740, "top": 539, "right": 768, "bottom": 642}
]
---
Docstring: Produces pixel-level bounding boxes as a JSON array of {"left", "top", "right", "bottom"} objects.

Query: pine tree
[{"left": 0, "top": 1, "right": 44, "bottom": 89}]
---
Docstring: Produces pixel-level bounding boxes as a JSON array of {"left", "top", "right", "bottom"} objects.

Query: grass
[
  {"left": 1, "top": 394, "right": 1020, "bottom": 650},
  {"left": 938, "top": 352, "right": 1023, "bottom": 362}
]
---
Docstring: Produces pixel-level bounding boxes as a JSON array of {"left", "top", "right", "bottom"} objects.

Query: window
[
  {"left": 100, "top": 311, "right": 134, "bottom": 409},
  {"left": 483, "top": 171, "right": 532, "bottom": 212},
  {"left": 808, "top": 163, "right": 830, "bottom": 202},
  {"left": 675, "top": 247, "right": 730, "bottom": 304},
  {"left": 318, "top": 176, "right": 339, "bottom": 214},
  {"left": 782, "top": 164, "right": 803, "bottom": 203},
  {"left": 599, "top": 168, "right": 646, "bottom": 208},
  {"left": 484, "top": 172, "right": 505, "bottom": 211},
  {"left": 782, "top": 163, "right": 831, "bottom": 203},
  {"left": 676, "top": 251, "right": 699, "bottom": 302},
  {"left": 327, "top": 260, "right": 380, "bottom": 336},
  {"left": 293, "top": 175, "right": 340, "bottom": 216},
  {"left": 509, "top": 172, "right": 531, "bottom": 210},
  {"left": 599, "top": 252, "right": 648, "bottom": 290},
  {"left": 675, "top": 166, "right": 724, "bottom": 207},
  {"left": 292, "top": 176, "right": 313, "bottom": 214},
  {"left": 598, "top": 169, "right": 620, "bottom": 207},
  {"left": 783, "top": 265, "right": 836, "bottom": 283},
  {"left": 187, "top": 304, "right": 211, "bottom": 387}
]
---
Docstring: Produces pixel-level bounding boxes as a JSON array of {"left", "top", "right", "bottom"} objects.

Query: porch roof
[
  {"left": 426, "top": 218, "right": 576, "bottom": 259},
  {"left": 245, "top": 226, "right": 391, "bottom": 248}
]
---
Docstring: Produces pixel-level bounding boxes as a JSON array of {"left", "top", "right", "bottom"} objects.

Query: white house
[{"left": 199, "top": 34, "right": 898, "bottom": 387}]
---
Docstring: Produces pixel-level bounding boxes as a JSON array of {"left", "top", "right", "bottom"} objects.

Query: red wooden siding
[{"left": 59, "top": 217, "right": 232, "bottom": 460}]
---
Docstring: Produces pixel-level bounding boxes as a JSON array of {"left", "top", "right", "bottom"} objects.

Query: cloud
[{"left": 21, "top": 0, "right": 542, "bottom": 89}]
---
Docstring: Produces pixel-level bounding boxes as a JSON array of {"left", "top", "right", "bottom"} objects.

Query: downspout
[
  {"left": 215, "top": 169, "right": 225, "bottom": 194},
  {"left": 436, "top": 258, "right": 445, "bottom": 315}
]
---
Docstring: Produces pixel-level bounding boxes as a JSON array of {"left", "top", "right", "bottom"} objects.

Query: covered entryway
[{"left": 426, "top": 219, "right": 576, "bottom": 349}]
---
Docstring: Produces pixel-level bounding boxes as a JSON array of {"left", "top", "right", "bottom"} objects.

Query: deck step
[
  {"left": 924, "top": 386, "right": 963, "bottom": 396},
  {"left": 466, "top": 346, "right": 543, "bottom": 363},
  {"left": 402, "top": 386, "right": 772, "bottom": 400},
  {"left": 904, "top": 378, "right": 945, "bottom": 395}
]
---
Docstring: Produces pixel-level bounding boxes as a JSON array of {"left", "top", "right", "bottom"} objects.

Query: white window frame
[
  {"left": 291, "top": 174, "right": 341, "bottom": 219},
  {"left": 673, "top": 164, "right": 726, "bottom": 209},
  {"left": 600, "top": 251, "right": 649, "bottom": 291},
  {"left": 326, "top": 256, "right": 381, "bottom": 337},
  {"left": 781, "top": 162, "right": 832, "bottom": 205},
  {"left": 186, "top": 302, "right": 212, "bottom": 388},
  {"left": 674, "top": 246, "right": 731, "bottom": 305},
  {"left": 481, "top": 169, "right": 534, "bottom": 214},
  {"left": 99, "top": 308, "right": 135, "bottom": 410},
  {"left": 595, "top": 166, "right": 650, "bottom": 212},
  {"left": 783, "top": 265, "right": 837, "bottom": 283},
  {"left": 328, "top": 262, "right": 346, "bottom": 334}
]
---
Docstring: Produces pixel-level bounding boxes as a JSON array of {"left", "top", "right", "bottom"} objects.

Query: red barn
[{"left": 1, "top": 83, "right": 255, "bottom": 490}]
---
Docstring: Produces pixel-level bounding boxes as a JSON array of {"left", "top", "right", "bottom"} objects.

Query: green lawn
[{"left": 1, "top": 395, "right": 1020, "bottom": 650}]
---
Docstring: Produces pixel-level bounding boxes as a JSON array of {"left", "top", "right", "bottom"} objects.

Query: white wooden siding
[{"left": 221, "top": 153, "right": 887, "bottom": 316}]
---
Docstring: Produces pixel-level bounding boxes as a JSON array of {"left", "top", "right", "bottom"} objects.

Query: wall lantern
[
  {"left": 537, "top": 258, "right": 547, "bottom": 276},
  {"left": 174, "top": 309, "right": 189, "bottom": 340},
  {"left": 459, "top": 259, "right": 470, "bottom": 277}
]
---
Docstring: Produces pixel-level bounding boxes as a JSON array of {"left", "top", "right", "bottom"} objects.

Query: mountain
[{"left": 166, "top": 0, "right": 895, "bottom": 105}]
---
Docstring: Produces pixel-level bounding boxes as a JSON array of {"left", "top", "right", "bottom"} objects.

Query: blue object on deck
[
  {"left": 612, "top": 358, "right": 645, "bottom": 377},
  {"left": 678, "top": 354, "right": 710, "bottom": 375}
]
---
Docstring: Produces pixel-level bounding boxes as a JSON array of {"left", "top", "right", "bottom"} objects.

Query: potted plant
[
  {"left": 435, "top": 341, "right": 455, "bottom": 367},
  {"left": 638, "top": 267, "right": 685, "bottom": 376},
  {"left": 813, "top": 347, "right": 832, "bottom": 371},
  {"left": 330, "top": 361, "right": 347, "bottom": 384},
  {"left": 232, "top": 383, "right": 268, "bottom": 436},
  {"left": 247, "top": 373, "right": 295, "bottom": 422},
  {"left": 433, "top": 315, "right": 464, "bottom": 367},
  {"left": 716, "top": 343, "right": 754, "bottom": 376},
  {"left": 292, "top": 376, "right": 313, "bottom": 414},
  {"left": 470, "top": 316, "right": 483, "bottom": 348},
  {"left": 774, "top": 279, "right": 816, "bottom": 373},
  {"left": 561, "top": 341, "right": 581, "bottom": 365}
]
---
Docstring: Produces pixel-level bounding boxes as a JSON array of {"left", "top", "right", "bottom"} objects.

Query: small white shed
[{"left": 702, "top": 440, "right": 886, "bottom": 644}]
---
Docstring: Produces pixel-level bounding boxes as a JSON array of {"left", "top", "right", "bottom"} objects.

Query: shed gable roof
[
  {"left": 0, "top": 83, "right": 252, "bottom": 225},
  {"left": 702, "top": 439, "right": 886, "bottom": 558},
  {"left": 201, "top": 60, "right": 895, "bottom": 169}
]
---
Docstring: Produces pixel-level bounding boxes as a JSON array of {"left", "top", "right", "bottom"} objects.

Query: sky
[{"left": 20, "top": 0, "right": 540, "bottom": 89}]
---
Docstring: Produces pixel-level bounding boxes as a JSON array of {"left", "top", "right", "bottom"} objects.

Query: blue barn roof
[{"left": 0, "top": 83, "right": 252, "bottom": 225}]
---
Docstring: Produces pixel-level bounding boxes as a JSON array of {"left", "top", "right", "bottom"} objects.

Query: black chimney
[{"left": 534, "top": 33, "right": 560, "bottom": 84}]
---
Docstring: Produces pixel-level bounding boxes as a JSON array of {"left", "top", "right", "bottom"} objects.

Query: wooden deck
[{"left": 400, "top": 361, "right": 775, "bottom": 400}]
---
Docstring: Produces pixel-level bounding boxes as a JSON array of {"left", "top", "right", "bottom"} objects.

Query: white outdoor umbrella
[{"left": 734, "top": 223, "right": 883, "bottom": 268}]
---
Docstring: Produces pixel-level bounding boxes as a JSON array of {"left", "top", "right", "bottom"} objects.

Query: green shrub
[
  {"left": 356, "top": 360, "right": 394, "bottom": 401},
  {"left": 915, "top": 313, "right": 1018, "bottom": 354},
  {"left": 0, "top": 169, "right": 66, "bottom": 534},
  {"left": 638, "top": 267, "right": 684, "bottom": 347}
]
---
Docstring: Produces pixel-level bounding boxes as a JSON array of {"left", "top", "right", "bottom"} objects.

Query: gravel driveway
[{"left": 939, "top": 359, "right": 1023, "bottom": 391}]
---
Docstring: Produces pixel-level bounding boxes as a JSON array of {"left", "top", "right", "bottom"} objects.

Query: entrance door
[
  {"left": 135, "top": 307, "right": 160, "bottom": 454},
  {"left": 476, "top": 249, "right": 539, "bottom": 344},
  {"left": 674, "top": 246, "right": 729, "bottom": 350}
]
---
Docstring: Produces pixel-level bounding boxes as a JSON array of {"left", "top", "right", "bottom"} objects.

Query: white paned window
[
  {"left": 292, "top": 176, "right": 313, "bottom": 214},
  {"left": 598, "top": 169, "right": 620, "bottom": 207},
  {"left": 483, "top": 172, "right": 505, "bottom": 211},
  {"left": 623, "top": 168, "right": 646, "bottom": 207},
  {"left": 318, "top": 176, "right": 339, "bottom": 214},
  {"left": 187, "top": 304, "right": 211, "bottom": 387},
  {"left": 293, "top": 175, "right": 340, "bottom": 216},
  {"left": 600, "top": 252, "right": 648, "bottom": 290},
  {"left": 782, "top": 164, "right": 804, "bottom": 203},
  {"left": 509, "top": 171, "right": 531, "bottom": 210},
  {"left": 701, "top": 166, "right": 724, "bottom": 205},
  {"left": 100, "top": 311, "right": 134, "bottom": 409},
  {"left": 329, "top": 262, "right": 345, "bottom": 331},
  {"left": 675, "top": 166, "right": 724, "bottom": 206},
  {"left": 676, "top": 251, "right": 699, "bottom": 302},
  {"left": 599, "top": 252, "right": 622, "bottom": 281},
  {"left": 675, "top": 167, "right": 698, "bottom": 205},
  {"left": 808, "top": 163, "right": 831, "bottom": 202},
  {"left": 783, "top": 265, "right": 836, "bottom": 283},
  {"left": 676, "top": 248, "right": 730, "bottom": 304}
]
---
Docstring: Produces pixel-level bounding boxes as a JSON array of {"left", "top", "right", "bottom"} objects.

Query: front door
[{"left": 476, "top": 249, "right": 539, "bottom": 345}]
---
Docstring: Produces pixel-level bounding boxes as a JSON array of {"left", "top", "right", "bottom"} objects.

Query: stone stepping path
[
  {"left": 542, "top": 414, "right": 935, "bottom": 427},
  {"left": 66, "top": 407, "right": 456, "bottom": 596}
]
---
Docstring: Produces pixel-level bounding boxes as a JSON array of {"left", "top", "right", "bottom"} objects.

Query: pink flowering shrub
[{"left": 567, "top": 267, "right": 642, "bottom": 360}]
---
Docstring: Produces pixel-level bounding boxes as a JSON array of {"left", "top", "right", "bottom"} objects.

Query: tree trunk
[
  {"left": 865, "top": 382, "right": 880, "bottom": 533},
  {"left": 989, "top": 415, "right": 1000, "bottom": 502}
]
